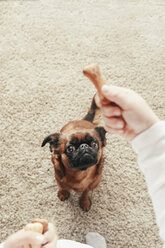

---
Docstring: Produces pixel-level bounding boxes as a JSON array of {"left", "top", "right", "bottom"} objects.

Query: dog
[{"left": 41, "top": 96, "right": 106, "bottom": 211}]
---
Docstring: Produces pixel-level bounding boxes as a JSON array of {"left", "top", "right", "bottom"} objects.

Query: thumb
[{"left": 101, "top": 85, "right": 133, "bottom": 109}]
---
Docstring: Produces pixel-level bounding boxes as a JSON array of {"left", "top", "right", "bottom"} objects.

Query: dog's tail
[{"left": 83, "top": 95, "right": 101, "bottom": 125}]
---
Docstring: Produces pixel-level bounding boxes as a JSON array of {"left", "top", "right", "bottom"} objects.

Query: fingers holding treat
[
  {"left": 32, "top": 219, "right": 48, "bottom": 234},
  {"left": 23, "top": 219, "right": 57, "bottom": 248},
  {"left": 23, "top": 222, "right": 44, "bottom": 248},
  {"left": 101, "top": 105, "right": 122, "bottom": 118},
  {"left": 102, "top": 116, "right": 125, "bottom": 132}
]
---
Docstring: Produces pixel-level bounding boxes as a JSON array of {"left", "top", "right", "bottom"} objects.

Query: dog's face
[
  {"left": 42, "top": 123, "right": 106, "bottom": 171},
  {"left": 64, "top": 132, "right": 100, "bottom": 170}
]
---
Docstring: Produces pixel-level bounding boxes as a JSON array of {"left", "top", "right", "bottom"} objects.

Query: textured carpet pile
[{"left": 0, "top": 1, "right": 165, "bottom": 247}]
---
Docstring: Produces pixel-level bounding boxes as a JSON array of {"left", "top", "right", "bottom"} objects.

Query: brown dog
[
  {"left": 42, "top": 97, "right": 106, "bottom": 211},
  {"left": 42, "top": 64, "right": 109, "bottom": 211}
]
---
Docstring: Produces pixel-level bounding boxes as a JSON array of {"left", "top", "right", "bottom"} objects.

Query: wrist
[
  {"left": 132, "top": 119, "right": 161, "bottom": 143},
  {"left": 131, "top": 113, "right": 159, "bottom": 139},
  {"left": 131, "top": 120, "right": 165, "bottom": 157},
  {"left": 139, "top": 116, "right": 160, "bottom": 137}
]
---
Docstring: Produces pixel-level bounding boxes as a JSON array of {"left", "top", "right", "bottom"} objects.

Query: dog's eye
[
  {"left": 66, "top": 145, "right": 75, "bottom": 154},
  {"left": 91, "top": 141, "right": 98, "bottom": 149}
]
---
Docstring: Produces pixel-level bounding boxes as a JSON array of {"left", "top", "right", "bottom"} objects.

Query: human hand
[
  {"left": 95, "top": 85, "right": 159, "bottom": 140},
  {"left": 42, "top": 223, "right": 57, "bottom": 248},
  {"left": 3, "top": 223, "right": 57, "bottom": 248}
]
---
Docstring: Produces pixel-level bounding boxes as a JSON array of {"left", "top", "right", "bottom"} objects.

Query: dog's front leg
[
  {"left": 52, "top": 157, "right": 70, "bottom": 201},
  {"left": 56, "top": 180, "right": 70, "bottom": 201},
  {"left": 58, "top": 188, "right": 70, "bottom": 201},
  {"left": 79, "top": 189, "right": 91, "bottom": 211}
]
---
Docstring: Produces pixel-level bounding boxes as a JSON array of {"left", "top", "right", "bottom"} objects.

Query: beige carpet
[{"left": 0, "top": 0, "right": 165, "bottom": 247}]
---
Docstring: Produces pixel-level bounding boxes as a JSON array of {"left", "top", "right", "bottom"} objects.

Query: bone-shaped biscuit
[
  {"left": 23, "top": 219, "right": 48, "bottom": 248},
  {"left": 32, "top": 218, "right": 48, "bottom": 234},
  {"left": 83, "top": 64, "right": 109, "bottom": 105}
]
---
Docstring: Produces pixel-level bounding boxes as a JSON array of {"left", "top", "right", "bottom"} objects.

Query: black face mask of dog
[
  {"left": 42, "top": 126, "right": 106, "bottom": 171},
  {"left": 65, "top": 133, "right": 100, "bottom": 170}
]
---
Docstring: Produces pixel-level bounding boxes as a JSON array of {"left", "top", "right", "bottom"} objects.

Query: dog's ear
[
  {"left": 41, "top": 133, "right": 61, "bottom": 152},
  {"left": 94, "top": 127, "right": 106, "bottom": 147}
]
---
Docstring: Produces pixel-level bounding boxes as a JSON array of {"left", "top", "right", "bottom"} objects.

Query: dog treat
[
  {"left": 32, "top": 218, "right": 48, "bottom": 233},
  {"left": 23, "top": 219, "right": 48, "bottom": 248},
  {"left": 83, "top": 64, "right": 109, "bottom": 105}
]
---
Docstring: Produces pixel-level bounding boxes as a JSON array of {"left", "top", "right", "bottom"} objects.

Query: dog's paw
[
  {"left": 58, "top": 190, "right": 70, "bottom": 201},
  {"left": 79, "top": 197, "right": 92, "bottom": 212}
]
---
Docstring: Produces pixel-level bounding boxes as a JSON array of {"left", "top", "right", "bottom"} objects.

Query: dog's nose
[{"left": 80, "top": 144, "right": 89, "bottom": 150}]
